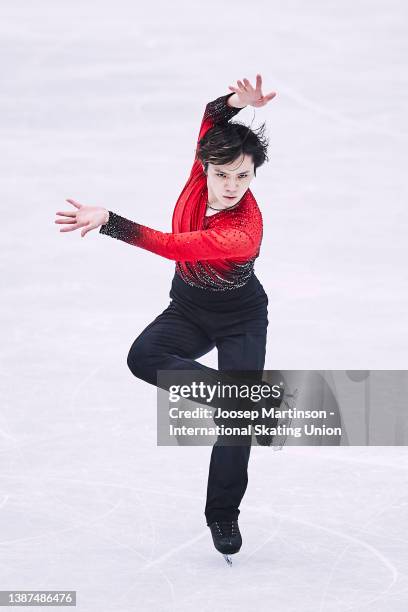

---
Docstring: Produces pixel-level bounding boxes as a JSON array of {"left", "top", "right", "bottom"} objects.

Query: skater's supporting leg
[{"left": 205, "top": 332, "right": 266, "bottom": 525}]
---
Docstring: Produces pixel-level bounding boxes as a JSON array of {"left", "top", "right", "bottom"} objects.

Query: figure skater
[{"left": 55, "top": 74, "right": 277, "bottom": 564}]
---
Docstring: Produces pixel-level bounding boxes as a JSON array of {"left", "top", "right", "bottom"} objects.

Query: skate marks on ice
[
  {"left": 272, "top": 387, "right": 299, "bottom": 451},
  {"left": 273, "top": 76, "right": 407, "bottom": 143},
  {"left": 241, "top": 495, "right": 404, "bottom": 611},
  {"left": 245, "top": 445, "right": 408, "bottom": 609},
  {"left": 1, "top": 465, "right": 407, "bottom": 609},
  {"left": 0, "top": 472, "right": 178, "bottom": 610}
]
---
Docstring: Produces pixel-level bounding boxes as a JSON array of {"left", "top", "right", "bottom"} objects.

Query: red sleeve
[
  {"left": 99, "top": 211, "right": 258, "bottom": 261},
  {"left": 188, "top": 93, "right": 244, "bottom": 175},
  {"left": 197, "top": 93, "right": 243, "bottom": 143}
]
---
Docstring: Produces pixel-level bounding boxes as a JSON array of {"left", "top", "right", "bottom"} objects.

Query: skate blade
[
  {"left": 272, "top": 415, "right": 292, "bottom": 451},
  {"left": 273, "top": 389, "right": 299, "bottom": 451},
  {"left": 223, "top": 554, "right": 233, "bottom": 566}
]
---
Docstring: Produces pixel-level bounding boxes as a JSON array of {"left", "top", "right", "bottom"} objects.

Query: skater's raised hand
[
  {"left": 228, "top": 74, "right": 276, "bottom": 108},
  {"left": 55, "top": 199, "right": 109, "bottom": 237}
]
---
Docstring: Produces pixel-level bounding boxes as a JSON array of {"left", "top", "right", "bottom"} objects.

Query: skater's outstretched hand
[
  {"left": 228, "top": 74, "right": 276, "bottom": 108},
  {"left": 55, "top": 199, "right": 109, "bottom": 237}
]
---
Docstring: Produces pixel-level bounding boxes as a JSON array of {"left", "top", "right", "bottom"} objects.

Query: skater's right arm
[
  {"left": 55, "top": 199, "right": 109, "bottom": 237},
  {"left": 98, "top": 210, "right": 261, "bottom": 261},
  {"left": 54, "top": 200, "right": 261, "bottom": 259}
]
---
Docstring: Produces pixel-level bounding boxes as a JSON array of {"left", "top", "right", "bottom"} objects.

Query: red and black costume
[
  {"left": 99, "top": 93, "right": 263, "bottom": 291},
  {"left": 99, "top": 92, "right": 272, "bottom": 528}
]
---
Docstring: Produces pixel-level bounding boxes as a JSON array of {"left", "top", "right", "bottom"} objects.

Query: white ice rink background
[{"left": 1, "top": 0, "right": 408, "bottom": 610}]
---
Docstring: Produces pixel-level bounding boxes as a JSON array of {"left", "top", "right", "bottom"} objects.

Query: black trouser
[{"left": 127, "top": 272, "right": 269, "bottom": 525}]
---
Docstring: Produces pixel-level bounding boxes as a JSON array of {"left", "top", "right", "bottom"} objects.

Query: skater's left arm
[{"left": 191, "top": 74, "right": 277, "bottom": 174}]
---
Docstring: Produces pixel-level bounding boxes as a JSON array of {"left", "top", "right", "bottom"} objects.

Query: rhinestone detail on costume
[{"left": 99, "top": 93, "right": 264, "bottom": 291}]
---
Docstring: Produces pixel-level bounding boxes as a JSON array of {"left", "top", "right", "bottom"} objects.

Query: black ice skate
[
  {"left": 254, "top": 380, "right": 284, "bottom": 447},
  {"left": 255, "top": 384, "right": 299, "bottom": 450},
  {"left": 209, "top": 520, "right": 242, "bottom": 566},
  {"left": 272, "top": 388, "right": 299, "bottom": 451}
]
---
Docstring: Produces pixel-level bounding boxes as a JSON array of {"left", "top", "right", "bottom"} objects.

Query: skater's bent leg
[
  {"left": 127, "top": 304, "right": 215, "bottom": 386},
  {"left": 127, "top": 304, "right": 272, "bottom": 414}
]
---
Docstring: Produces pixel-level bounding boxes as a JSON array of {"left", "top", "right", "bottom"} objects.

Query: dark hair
[{"left": 196, "top": 120, "right": 269, "bottom": 177}]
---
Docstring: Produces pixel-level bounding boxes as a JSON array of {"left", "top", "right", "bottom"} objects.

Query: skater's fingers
[
  {"left": 55, "top": 218, "right": 77, "bottom": 224},
  {"left": 59, "top": 223, "right": 80, "bottom": 232},
  {"left": 260, "top": 92, "right": 277, "bottom": 105},
  {"left": 264, "top": 91, "right": 277, "bottom": 100},
  {"left": 255, "top": 73, "right": 262, "bottom": 92},
  {"left": 56, "top": 210, "right": 77, "bottom": 218},
  {"left": 253, "top": 93, "right": 276, "bottom": 107},
  {"left": 80, "top": 221, "right": 94, "bottom": 237}
]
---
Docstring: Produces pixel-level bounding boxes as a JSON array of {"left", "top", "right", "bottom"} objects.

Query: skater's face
[{"left": 204, "top": 154, "right": 255, "bottom": 207}]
